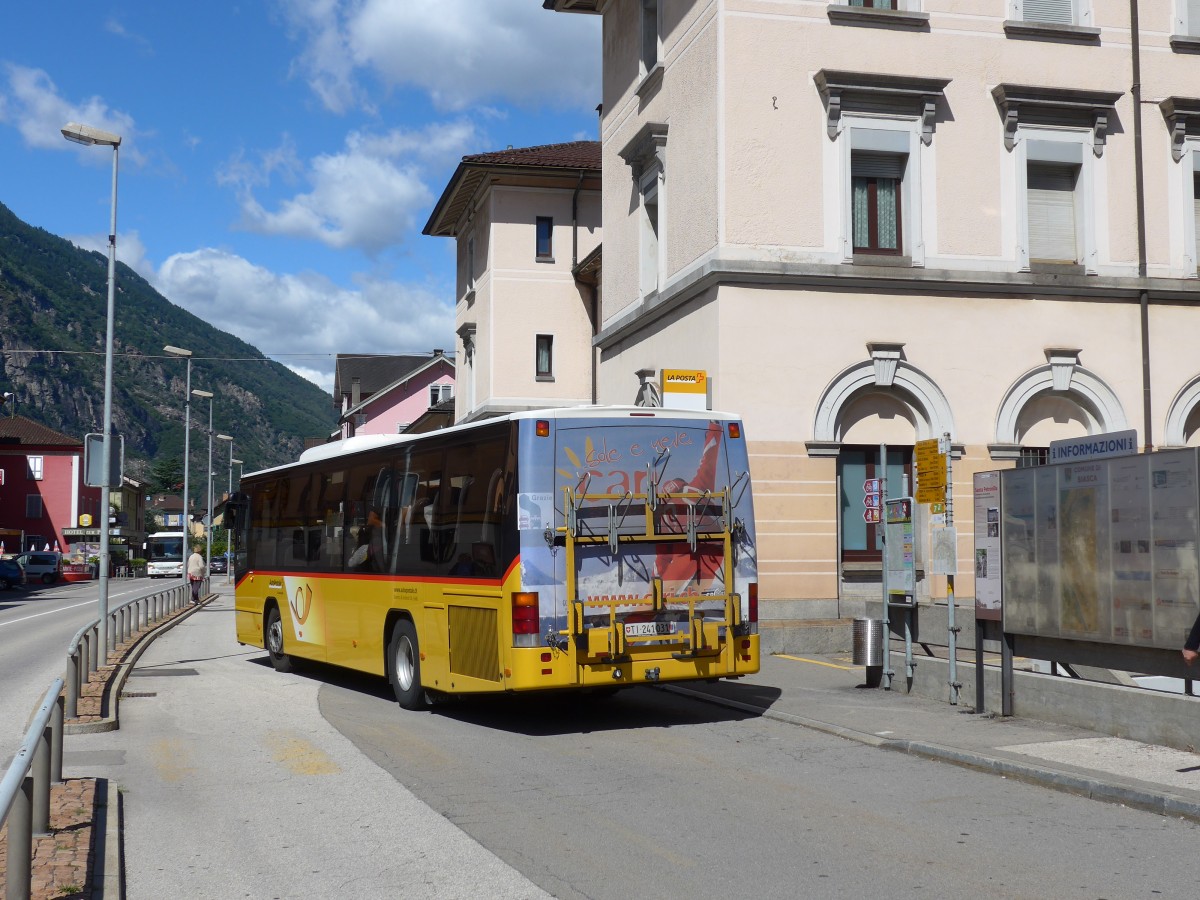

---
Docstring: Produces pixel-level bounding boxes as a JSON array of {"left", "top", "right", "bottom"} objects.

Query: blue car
[{"left": 0, "top": 557, "right": 26, "bottom": 590}]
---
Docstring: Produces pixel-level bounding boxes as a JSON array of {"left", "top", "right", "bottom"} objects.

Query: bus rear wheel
[
  {"left": 388, "top": 620, "right": 425, "bottom": 710},
  {"left": 265, "top": 605, "right": 294, "bottom": 673}
]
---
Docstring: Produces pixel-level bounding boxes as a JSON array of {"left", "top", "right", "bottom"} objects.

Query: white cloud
[
  {"left": 219, "top": 121, "right": 477, "bottom": 254},
  {"left": 154, "top": 247, "right": 455, "bottom": 391},
  {"left": 0, "top": 63, "right": 143, "bottom": 162},
  {"left": 279, "top": 0, "right": 599, "bottom": 114},
  {"left": 66, "top": 230, "right": 156, "bottom": 282}
]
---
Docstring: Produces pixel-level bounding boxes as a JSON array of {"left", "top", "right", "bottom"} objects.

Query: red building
[{"left": 0, "top": 416, "right": 97, "bottom": 554}]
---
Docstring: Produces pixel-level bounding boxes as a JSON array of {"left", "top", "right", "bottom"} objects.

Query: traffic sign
[
  {"left": 863, "top": 493, "right": 880, "bottom": 508},
  {"left": 863, "top": 507, "right": 880, "bottom": 523},
  {"left": 862, "top": 478, "right": 880, "bottom": 494},
  {"left": 915, "top": 437, "right": 946, "bottom": 491}
]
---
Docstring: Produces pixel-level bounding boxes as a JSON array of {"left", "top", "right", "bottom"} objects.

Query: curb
[
  {"left": 65, "top": 596, "right": 211, "bottom": 736},
  {"left": 665, "top": 682, "right": 1200, "bottom": 824}
]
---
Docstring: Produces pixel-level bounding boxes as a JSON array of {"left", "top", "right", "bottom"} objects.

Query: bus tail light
[
  {"left": 512, "top": 591, "right": 540, "bottom": 647},
  {"left": 728, "top": 422, "right": 741, "bottom": 439}
]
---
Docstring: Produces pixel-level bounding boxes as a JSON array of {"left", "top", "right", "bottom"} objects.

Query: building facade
[
  {"left": 332, "top": 352, "right": 455, "bottom": 438},
  {"left": 424, "top": 141, "right": 602, "bottom": 422},
  {"left": 546, "top": 0, "right": 1200, "bottom": 636}
]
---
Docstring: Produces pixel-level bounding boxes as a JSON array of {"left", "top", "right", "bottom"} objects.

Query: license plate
[{"left": 624, "top": 621, "right": 678, "bottom": 638}]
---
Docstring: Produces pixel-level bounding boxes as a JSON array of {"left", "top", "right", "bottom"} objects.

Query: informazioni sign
[{"left": 1048, "top": 429, "right": 1138, "bottom": 464}]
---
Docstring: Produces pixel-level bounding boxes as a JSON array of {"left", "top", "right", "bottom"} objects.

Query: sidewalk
[{"left": 17, "top": 597, "right": 1200, "bottom": 898}]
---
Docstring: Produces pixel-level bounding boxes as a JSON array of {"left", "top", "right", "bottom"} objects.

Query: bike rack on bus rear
[{"left": 557, "top": 483, "right": 743, "bottom": 665}]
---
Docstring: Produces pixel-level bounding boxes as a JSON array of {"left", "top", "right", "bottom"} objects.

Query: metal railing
[{"left": 0, "top": 577, "right": 206, "bottom": 900}]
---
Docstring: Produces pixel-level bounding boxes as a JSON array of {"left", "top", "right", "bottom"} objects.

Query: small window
[
  {"left": 466, "top": 236, "right": 476, "bottom": 289},
  {"left": 430, "top": 383, "right": 453, "bottom": 406},
  {"left": 641, "top": 0, "right": 661, "bottom": 74},
  {"left": 849, "top": 0, "right": 897, "bottom": 7},
  {"left": 27, "top": 456, "right": 43, "bottom": 481},
  {"left": 1027, "top": 162, "right": 1080, "bottom": 264},
  {"left": 852, "top": 152, "right": 905, "bottom": 254},
  {"left": 1022, "top": 0, "right": 1074, "bottom": 23},
  {"left": 1017, "top": 447, "right": 1049, "bottom": 468},
  {"left": 536, "top": 217, "right": 553, "bottom": 261},
  {"left": 1193, "top": 172, "right": 1200, "bottom": 270},
  {"left": 536, "top": 335, "right": 554, "bottom": 379},
  {"left": 640, "top": 169, "right": 661, "bottom": 296},
  {"left": 26, "top": 495, "right": 42, "bottom": 518}
]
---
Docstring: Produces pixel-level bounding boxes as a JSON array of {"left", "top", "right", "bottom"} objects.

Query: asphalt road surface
[{"left": 64, "top": 589, "right": 1200, "bottom": 898}]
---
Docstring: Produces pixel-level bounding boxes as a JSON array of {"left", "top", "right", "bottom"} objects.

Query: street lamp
[
  {"left": 192, "top": 389, "right": 214, "bottom": 573},
  {"left": 230, "top": 458, "right": 242, "bottom": 582},
  {"left": 164, "top": 345, "right": 193, "bottom": 587},
  {"left": 63, "top": 121, "right": 121, "bottom": 661},
  {"left": 217, "top": 434, "right": 233, "bottom": 584}
]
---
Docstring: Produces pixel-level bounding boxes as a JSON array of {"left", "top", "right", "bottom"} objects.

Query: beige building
[
  {"left": 424, "top": 142, "right": 602, "bottom": 422},
  {"left": 545, "top": 0, "right": 1200, "bottom": 640}
]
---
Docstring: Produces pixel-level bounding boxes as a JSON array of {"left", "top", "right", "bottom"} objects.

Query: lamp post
[
  {"left": 62, "top": 121, "right": 121, "bottom": 660},
  {"left": 217, "top": 434, "right": 233, "bottom": 584},
  {"left": 192, "top": 389, "right": 214, "bottom": 572},
  {"left": 164, "top": 346, "right": 193, "bottom": 585}
]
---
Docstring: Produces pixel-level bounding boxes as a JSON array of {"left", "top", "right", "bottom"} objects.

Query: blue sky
[{"left": 0, "top": 2, "right": 600, "bottom": 391}]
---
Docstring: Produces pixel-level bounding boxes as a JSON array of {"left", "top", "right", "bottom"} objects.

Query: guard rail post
[
  {"left": 7, "top": 777, "right": 32, "bottom": 900},
  {"left": 31, "top": 725, "right": 49, "bottom": 834},
  {"left": 50, "top": 695, "right": 63, "bottom": 784},
  {"left": 65, "top": 651, "right": 78, "bottom": 719}
]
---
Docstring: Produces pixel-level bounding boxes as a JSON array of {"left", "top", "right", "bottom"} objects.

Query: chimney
[
  {"left": 351, "top": 376, "right": 361, "bottom": 407},
  {"left": 433, "top": 348, "right": 443, "bottom": 358}
]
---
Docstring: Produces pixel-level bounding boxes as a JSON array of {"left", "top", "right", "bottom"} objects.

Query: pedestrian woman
[{"left": 187, "top": 543, "right": 206, "bottom": 604}]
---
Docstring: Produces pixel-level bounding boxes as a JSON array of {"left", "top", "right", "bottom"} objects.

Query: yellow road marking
[{"left": 775, "top": 653, "right": 858, "bottom": 671}]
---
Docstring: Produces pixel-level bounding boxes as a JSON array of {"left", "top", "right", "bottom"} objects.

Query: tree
[{"left": 148, "top": 456, "right": 184, "bottom": 494}]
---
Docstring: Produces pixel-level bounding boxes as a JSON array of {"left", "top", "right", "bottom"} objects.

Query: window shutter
[
  {"left": 1028, "top": 165, "right": 1078, "bottom": 263},
  {"left": 1193, "top": 177, "right": 1200, "bottom": 269},
  {"left": 1023, "top": 0, "right": 1072, "bottom": 23},
  {"left": 1190, "top": 0, "right": 1200, "bottom": 34},
  {"left": 852, "top": 152, "right": 906, "bottom": 180}
]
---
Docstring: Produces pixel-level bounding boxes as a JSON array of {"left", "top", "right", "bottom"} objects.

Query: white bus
[{"left": 146, "top": 531, "right": 187, "bottom": 578}]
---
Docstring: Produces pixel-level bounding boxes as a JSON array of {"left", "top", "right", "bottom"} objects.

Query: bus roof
[{"left": 247, "top": 405, "right": 743, "bottom": 479}]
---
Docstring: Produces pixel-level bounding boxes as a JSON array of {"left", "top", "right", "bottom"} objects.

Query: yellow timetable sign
[{"left": 915, "top": 438, "right": 946, "bottom": 492}]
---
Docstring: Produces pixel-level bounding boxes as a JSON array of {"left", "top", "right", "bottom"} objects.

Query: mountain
[{"left": 0, "top": 201, "right": 336, "bottom": 497}]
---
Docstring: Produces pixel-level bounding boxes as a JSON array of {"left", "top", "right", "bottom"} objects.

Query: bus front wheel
[
  {"left": 388, "top": 620, "right": 425, "bottom": 710},
  {"left": 265, "top": 605, "right": 295, "bottom": 673}
]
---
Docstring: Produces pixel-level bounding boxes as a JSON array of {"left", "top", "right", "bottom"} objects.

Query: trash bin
[{"left": 852, "top": 616, "right": 884, "bottom": 688}]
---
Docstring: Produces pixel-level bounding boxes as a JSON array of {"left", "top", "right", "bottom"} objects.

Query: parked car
[
  {"left": 0, "top": 557, "right": 25, "bottom": 589},
  {"left": 16, "top": 551, "right": 63, "bottom": 584},
  {"left": 209, "top": 557, "right": 228, "bottom": 574}
]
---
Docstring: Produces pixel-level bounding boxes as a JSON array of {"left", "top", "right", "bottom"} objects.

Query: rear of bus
[{"left": 507, "top": 408, "right": 759, "bottom": 691}]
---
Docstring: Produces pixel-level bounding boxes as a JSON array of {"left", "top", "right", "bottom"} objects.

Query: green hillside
[{"left": 0, "top": 201, "right": 335, "bottom": 498}]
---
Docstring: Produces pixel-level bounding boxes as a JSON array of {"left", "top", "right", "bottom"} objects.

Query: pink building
[
  {"left": 0, "top": 416, "right": 97, "bottom": 555},
  {"left": 333, "top": 352, "right": 455, "bottom": 438}
]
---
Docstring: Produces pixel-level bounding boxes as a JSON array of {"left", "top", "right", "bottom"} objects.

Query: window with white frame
[
  {"left": 1027, "top": 161, "right": 1082, "bottom": 265},
  {"left": 466, "top": 235, "right": 475, "bottom": 291},
  {"left": 816, "top": 71, "right": 948, "bottom": 268},
  {"left": 640, "top": 0, "right": 661, "bottom": 76},
  {"left": 429, "top": 383, "right": 453, "bottom": 406},
  {"left": 852, "top": 152, "right": 906, "bottom": 255},
  {"left": 27, "top": 455, "right": 42, "bottom": 481},
  {"left": 26, "top": 495, "right": 42, "bottom": 518},
  {"left": 1182, "top": 0, "right": 1200, "bottom": 36},
  {"left": 1009, "top": 0, "right": 1091, "bottom": 26},
  {"left": 536, "top": 335, "right": 554, "bottom": 379},
  {"left": 1193, "top": 170, "right": 1200, "bottom": 271},
  {"left": 620, "top": 123, "right": 669, "bottom": 301},
  {"left": 639, "top": 166, "right": 661, "bottom": 296}
]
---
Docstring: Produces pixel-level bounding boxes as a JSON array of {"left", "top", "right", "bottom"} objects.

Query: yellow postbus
[{"left": 229, "top": 407, "right": 759, "bottom": 709}]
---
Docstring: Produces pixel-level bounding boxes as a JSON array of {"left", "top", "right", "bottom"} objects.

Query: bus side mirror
[{"left": 225, "top": 492, "right": 249, "bottom": 530}]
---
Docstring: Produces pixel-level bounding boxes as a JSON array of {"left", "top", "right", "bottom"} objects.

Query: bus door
[{"left": 553, "top": 419, "right": 746, "bottom": 675}]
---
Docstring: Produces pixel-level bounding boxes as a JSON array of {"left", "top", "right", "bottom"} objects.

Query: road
[
  {"left": 0, "top": 575, "right": 180, "bottom": 768},
  {"left": 322, "top": 677, "right": 1197, "bottom": 899},
  {"left": 63, "top": 586, "right": 1200, "bottom": 899}
]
